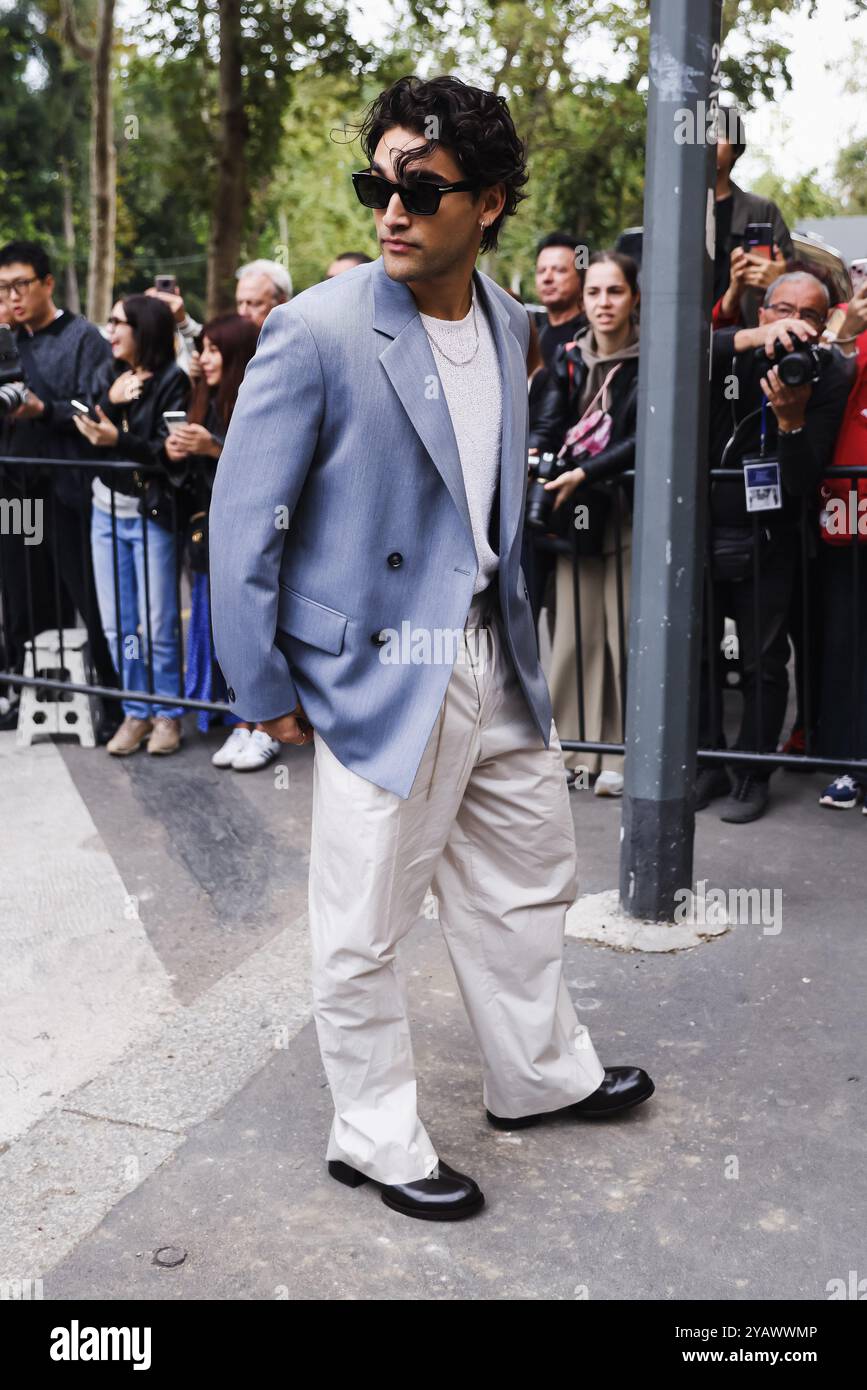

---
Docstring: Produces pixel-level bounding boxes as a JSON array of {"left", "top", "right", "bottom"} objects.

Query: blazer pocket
[{"left": 276, "top": 584, "right": 349, "bottom": 655}]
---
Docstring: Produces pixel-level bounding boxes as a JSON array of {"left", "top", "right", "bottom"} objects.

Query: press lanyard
[
  {"left": 742, "top": 397, "right": 782, "bottom": 513},
  {"left": 759, "top": 398, "right": 769, "bottom": 458}
]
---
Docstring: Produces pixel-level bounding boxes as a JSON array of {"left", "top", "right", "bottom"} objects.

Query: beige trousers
[
  {"left": 308, "top": 588, "right": 605, "bottom": 1185},
  {"left": 548, "top": 523, "right": 632, "bottom": 777}
]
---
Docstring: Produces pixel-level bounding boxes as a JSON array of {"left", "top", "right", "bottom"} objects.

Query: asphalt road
[{"left": 1, "top": 714, "right": 864, "bottom": 1300}]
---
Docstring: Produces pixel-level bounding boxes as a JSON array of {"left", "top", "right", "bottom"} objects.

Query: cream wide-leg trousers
[{"left": 308, "top": 586, "right": 605, "bottom": 1185}]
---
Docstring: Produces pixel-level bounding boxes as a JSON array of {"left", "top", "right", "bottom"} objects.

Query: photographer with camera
[
  {"left": 697, "top": 270, "right": 855, "bottom": 824},
  {"left": 0, "top": 312, "right": 54, "bottom": 718},
  {"left": 0, "top": 239, "right": 118, "bottom": 733}
]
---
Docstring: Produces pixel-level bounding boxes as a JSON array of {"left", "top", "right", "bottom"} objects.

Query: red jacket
[{"left": 819, "top": 333, "right": 867, "bottom": 545}]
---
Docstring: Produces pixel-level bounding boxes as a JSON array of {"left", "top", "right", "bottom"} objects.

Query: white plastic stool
[{"left": 17, "top": 628, "right": 98, "bottom": 748}]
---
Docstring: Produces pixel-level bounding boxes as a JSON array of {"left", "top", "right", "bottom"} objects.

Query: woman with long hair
[
  {"left": 531, "top": 250, "right": 641, "bottom": 796},
  {"left": 162, "top": 313, "right": 271, "bottom": 770},
  {"left": 75, "top": 293, "right": 190, "bottom": 756}
]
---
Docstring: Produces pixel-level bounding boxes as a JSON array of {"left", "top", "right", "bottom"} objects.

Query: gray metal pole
[{"left": 619, "top": 0, "right": 723, "bottom": 920}]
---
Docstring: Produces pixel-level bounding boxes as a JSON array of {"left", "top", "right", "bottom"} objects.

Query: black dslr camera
[
  {"left": 754, "top": 335, "right": 833, "bottom": 388},
  {"left": 525, "top": 450, "right": 560, "bottom": 531},
  {"left": 0, "top": 324, "right": 28, "bottom": 416}
]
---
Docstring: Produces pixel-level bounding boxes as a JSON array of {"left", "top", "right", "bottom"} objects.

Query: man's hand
[
  {"left": 9, "top": 389, "right": 45, "bottom": 421},
  {"left": 761, "top": 317, "right": 817, "bottom": 358},
  {"left": 760, "top": 364, "right": 810, "bottom": 432},
  {"left": 259, "top": 702, "right": 313, "bottom": 746},
  {"left": 734, "top": 317, "right": 817, "bottom": 356}
]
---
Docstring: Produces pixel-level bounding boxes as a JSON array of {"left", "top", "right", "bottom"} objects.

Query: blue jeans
[{"left": 91, "top": 505, "right": 184, "bottom": 721}]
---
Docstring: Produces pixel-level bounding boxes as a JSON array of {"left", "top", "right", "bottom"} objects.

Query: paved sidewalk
[{"left": 2, "top": 726, "right": 865, "bottom": 1300}]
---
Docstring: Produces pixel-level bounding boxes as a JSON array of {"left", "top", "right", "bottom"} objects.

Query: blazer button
[
  {"left": 387, "top": 552, "right": 403, "bottom": 568},
  {"left": 227, "top": 686, "right": 236, "bottom": 701},
  {"left": 370, "top": 631, "right": 388, "bottom": 646}
]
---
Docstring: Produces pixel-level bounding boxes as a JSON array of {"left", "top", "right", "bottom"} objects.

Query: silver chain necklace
[{"left": 423, "top": 294, "right": 480, "bottom": 367}]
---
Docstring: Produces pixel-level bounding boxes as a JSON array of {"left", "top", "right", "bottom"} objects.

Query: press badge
[{"left": 742, "top": 455, "right": 782, "bottom": 513}]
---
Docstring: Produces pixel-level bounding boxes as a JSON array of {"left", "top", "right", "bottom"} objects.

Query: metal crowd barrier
[
  {"left": 0, "top": 455, "right": 230, "bottom": 720},
  {"left": 527, "top": 467, "right": 867, "bottom": 776},
  {"left": 1, "top": 455, "right": 865, "bottom": 776}
]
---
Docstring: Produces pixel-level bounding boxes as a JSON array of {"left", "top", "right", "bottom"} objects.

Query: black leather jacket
[
  {"left": 529, "top": 339, "right": 639, "bottom": 483},
  {"left": 92, "top": 358, "right": 190, "bottom": 498},
  {"left": 527, "top": 337, "right": 639, "bottom": 550}
]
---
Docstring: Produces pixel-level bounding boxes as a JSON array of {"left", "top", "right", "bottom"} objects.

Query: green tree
[
  {"left": 835, "top": 138, "right": 867, "bottom": 214},
  {"left": 347, "top": 0, "right": 838, "bottom": 292},
  {"left": 256, "top": 69, "right": 380, "bottom": 293},
  {"left": 0, "top": 2, "right": 90, "bottom": 306},
  {"left": 752, "top": 169, "right": 843, "bottom": 225},
  {"left": 132, "top": 0, "right": 366, "bottom": 312}
]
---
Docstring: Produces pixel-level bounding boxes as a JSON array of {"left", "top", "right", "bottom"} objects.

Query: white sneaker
[
  {"left": 594, "top": 770, "right": 624, "bottom": 797},
  {"left": 232, "top": 728, "right": 281, "bottom": 772},
  {"left": 212, "top": 726, "right": 251, "bottom": 768}
]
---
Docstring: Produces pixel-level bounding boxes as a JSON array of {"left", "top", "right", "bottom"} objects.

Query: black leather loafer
[
  {"left": 328, "top": 1157, "right": 485, "bottom": 1221},
  {"left": 486, "top": 1066, "right": 655, "bottom": 1129}
]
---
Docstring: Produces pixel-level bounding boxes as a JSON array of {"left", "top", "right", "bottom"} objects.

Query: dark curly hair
[{"left": 354, "top": 75, "right": 528, "bottom": 254}]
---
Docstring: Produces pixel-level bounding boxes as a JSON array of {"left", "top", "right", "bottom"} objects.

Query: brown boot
[
  {"left": 106, "top": 715, "right": 154, "bottom": 756},
  {"left": 147, "top": 715, "right": 182, "bottom": 755}
]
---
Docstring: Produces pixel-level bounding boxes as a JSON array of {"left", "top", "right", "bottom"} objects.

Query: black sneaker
[
  {"left": 694, "top": 766, "right": 731, "bottom": 810},
  {"left": 719, "top": 774, "right": 770, "bottom": 824}
]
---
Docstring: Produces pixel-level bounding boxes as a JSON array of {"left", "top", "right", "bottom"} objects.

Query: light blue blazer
[{"left": 208, "top": 256, "right": 554, "bottom": 798}]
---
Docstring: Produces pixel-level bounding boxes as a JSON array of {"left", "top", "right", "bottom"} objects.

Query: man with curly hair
[{"left": 209, "top": 74, "right": 654, "bottom": 1222}]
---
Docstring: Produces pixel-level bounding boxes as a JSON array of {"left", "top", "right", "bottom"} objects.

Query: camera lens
[{"left": 777, "top": 351, "right": 812, "bottom": 388}]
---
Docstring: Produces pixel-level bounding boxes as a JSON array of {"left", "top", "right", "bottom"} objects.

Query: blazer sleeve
[{"left": 208, "top": 304, "right": 325, "bottom": 724}]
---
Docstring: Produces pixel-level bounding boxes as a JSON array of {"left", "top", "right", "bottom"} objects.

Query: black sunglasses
[{"left": 351, "top": 170, "right": 479, "bottom": 216}]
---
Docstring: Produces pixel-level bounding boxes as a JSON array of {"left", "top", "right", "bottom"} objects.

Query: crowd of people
[
  {"left": 520, "top": 106, "right": 867, "bottom": 826},
  {"left": 1, "top": 98, "right": 866, "bottom": 826},
  {"left": 0, "top": 242, "right": 371, "bottom": 772}
]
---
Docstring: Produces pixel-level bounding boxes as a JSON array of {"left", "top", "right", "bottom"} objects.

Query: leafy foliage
[{"left": 2, "top": 0, "right": 861, "bottom": 304}]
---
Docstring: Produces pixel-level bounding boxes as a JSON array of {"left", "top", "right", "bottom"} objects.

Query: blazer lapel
[{"left": 374, "top": 260, "right": 473, "bottom": 541}]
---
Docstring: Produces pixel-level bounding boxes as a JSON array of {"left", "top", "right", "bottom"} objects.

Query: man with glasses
[
  {"left": 696, "top": 271, "right": 854, "bottom": 823},
  {"left": 0, "top": 240, "right": 117, "bottom": 731},
  {"left": 209, "top": 74, "right": 653, "bottom": 1224}
]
